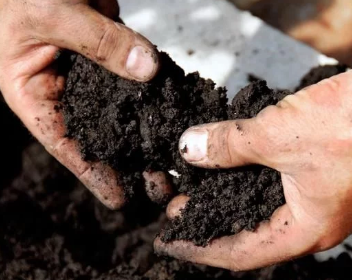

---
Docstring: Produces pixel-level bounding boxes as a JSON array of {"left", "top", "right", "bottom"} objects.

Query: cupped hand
[
  {"left": 0, "top": 0, "right": 162, "bottom": 209},
  {"left": 155, "top": 71, "right": 352, "bottom": 270}
]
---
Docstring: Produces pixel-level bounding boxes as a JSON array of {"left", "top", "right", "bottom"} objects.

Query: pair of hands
[{"left": 1, "top": 0, "right": 352, "bottom": 272}]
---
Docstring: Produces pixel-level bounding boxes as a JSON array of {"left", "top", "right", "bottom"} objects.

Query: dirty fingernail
[
  {"left": 179, "top": 129, "right": 208, "bottom": 162},
  {"left": 126, "top": 46, "right": 158, "bottom": 81}
]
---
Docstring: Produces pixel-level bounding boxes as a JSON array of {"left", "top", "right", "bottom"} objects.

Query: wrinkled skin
[
  {"left": 155, "top": 72, "right": 352, "bottom": 271},
  {"left": 0, "top": 0, "right": 167, "bottom": 209}
]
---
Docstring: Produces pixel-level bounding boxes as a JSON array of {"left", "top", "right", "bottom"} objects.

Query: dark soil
[
  {"left": 1, "top": 88, "right": 352, "bottom": 279},
  {"left": 62, "top": 53, "right": 228, "bottom": 199},
  {"left": 296, "top": 64, "right": 348, "bottom": 91},
  {"left": 62, "top": 53, "right": 287, "bottom": 246},
  {"left": 163, "top": 64, "right": 346, "bottom": 245},
  {"left": 162, "top": 81, "right": 291, "bottom": 245}
]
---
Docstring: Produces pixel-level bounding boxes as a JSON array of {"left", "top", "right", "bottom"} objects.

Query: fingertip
[
  {"left": 50, "top": 139, "right": 125, "bottom": 210},
  {"left": 153, "top": 237, "right": 198, "bottom": 262},
  {"left": 178, "top": 126, "right": 208, "bottom": 164},
  {"left": 101, "top": 194, "right": 125, "bottom": 210},
  {"left": 79, "top": 162, "right": 125, "bottom": 210},
  {"left": 153, "top": 236, "right": 165, "bottom": 255},
  {"left": 125, "top": 44, "right": 159, "bottom": 82},
  {"left": 166, "top": 194, "right": 190, "bottom": 220},
  {"left": 153, "top": 236, "right": 179, "bottom": 258},
  {"left": 143, "top": 171, "right": 173, "bottom": 204}
]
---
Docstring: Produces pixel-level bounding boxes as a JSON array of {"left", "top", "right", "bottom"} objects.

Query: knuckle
[
  {"left": 316, "top": 76, "right": 342, "bottom": 94},
  {"left": 28, "top": 4, "right": 60, "bottom": 34},
  {"left": 275, "top": 94, "right": 297, "bottom": 109},
  {"left": 95, "top": 23, "right": 120, "bottom": 62},
  {"left": 255, "top": 105, "right": 281, "bottom": 128},
  {"left": 208, "top": 122, "right": 235, "bottom": 167},
  {"left": 254, "top": 106, "right": 283, "bottom": 158},
  {"left": 224, "top": 122, "right": 236, "bottom": 164}
]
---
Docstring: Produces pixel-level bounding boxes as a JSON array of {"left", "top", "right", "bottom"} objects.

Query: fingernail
[
  {"left": 126, "top": 46, "right": 158, "bottom": 81},
  {"left": 179, "top": 129, "right": 208, "bottom": 162}
]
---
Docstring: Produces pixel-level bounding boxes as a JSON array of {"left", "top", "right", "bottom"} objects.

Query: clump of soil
[
  {"left": 62, "top": 53, "right": 286, "bottom": 246},
  {"left": 296, "top": 64, "right": 348, "bottom": 91},
  {"left": 62, "top": 53, "right": 228, "bottom": 198},
  {"left": 162, "top": 63, "right": 346, "bottom": 245},
  {"left": 162, "top": 81, "right": 290, "bottom": 245}
]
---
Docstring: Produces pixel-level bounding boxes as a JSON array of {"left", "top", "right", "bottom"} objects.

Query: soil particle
[
  {"left": 180, "top": 145, "right": 188, "bottom": 154},
  {"left": 247, "top": 73, "right": 263, "bottom": 83},
  {"left": 54, "top": 104, "right": 62, "bottom": 112}
]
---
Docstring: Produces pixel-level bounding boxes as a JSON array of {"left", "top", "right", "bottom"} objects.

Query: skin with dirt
[{"left": 0, "top": 62, "right": 350, "bottom": 279}]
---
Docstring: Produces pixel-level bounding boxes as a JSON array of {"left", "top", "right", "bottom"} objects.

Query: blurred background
[{"left": 229, "top": 0, "right": 352, "bottom": 65}]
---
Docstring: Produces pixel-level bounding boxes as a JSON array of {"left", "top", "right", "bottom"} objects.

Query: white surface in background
[
  {"left": 119, "top": 0, "right": 349, "bottom": 261},
  {"left": 120, "top": 0, "right": 337, "bottom": 100}
]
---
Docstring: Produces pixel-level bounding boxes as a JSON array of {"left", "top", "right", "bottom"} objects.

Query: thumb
[
  {"left": 179, "top": 116, "right": 279, "bottom": 169},
  {"left": 41, "top": 4, "right": 159, "bottom": 82}
]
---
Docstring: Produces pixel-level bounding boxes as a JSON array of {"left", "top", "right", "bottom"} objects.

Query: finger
[
  {"left": 155, "top": 205, "right": 321, "bottom": 271},
  {"left": 5, "top": 68, "right": 125, "bottom": 210},
  {"left": 143, "top": 171, "right": 173, "bottom": 204},
  {"left": 179, "top": 71, "right": 352, "bottom": 171},
  {"left": 166, "top": 194, "right": 190, "bottom": 220},
  {"left": 179, "top": 119, "right": 270, "bottom": 169},
  {"left": 39, "top": 4, "right": 159, "bottom": 82}
]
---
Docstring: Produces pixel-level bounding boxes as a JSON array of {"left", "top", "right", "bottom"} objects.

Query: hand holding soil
[
  {"left": 155, "top": 71, "right": 352, "bottom": 271},
  {"left": 2, "top": 0, "right": 352, "bottom": 275},
  {"left": 0, "top": 0, "right": 161, "bottom": 209}
]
